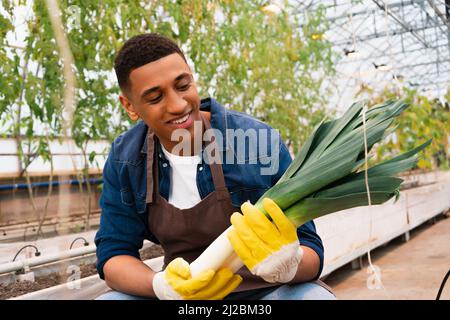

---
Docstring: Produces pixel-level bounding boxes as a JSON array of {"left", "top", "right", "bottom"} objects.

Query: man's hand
[
  {"left": 227, "top": 198, "right": 303, "bottom": 283},
  {"left": 152, "top": 257, "right": 242, "bottom": 300}
]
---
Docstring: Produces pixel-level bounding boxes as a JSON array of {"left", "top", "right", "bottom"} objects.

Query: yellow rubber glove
[
  {"left": 227, "top": 198, "right": 303, "bottom": 283},
  {"left": 152, "top": 257, "right": 242, "bottom": 300}
]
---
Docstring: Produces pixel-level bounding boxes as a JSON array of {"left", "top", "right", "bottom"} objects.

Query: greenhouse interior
[{"left": 0, "top": 0, "right": 449, "bottom": 301}]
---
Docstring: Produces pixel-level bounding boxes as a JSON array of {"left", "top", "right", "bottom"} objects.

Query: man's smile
[{"left": 166, "top": 110, "right": 194, "bottom": 129}]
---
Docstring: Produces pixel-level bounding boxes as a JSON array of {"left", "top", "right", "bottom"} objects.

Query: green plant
[
  {"left": 0, "top": 1, "right": 336, "bottom": 232},
  {"left": 361, "top": 86, "right": 449, "bottom": 170}
]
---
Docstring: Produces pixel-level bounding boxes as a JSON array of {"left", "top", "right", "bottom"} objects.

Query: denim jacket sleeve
[
  {"left": 273, "top": 139, "right": 325, "bottom": 280},
  {"left": 94, "top": 146, "right": 151, "bottom": 280}
]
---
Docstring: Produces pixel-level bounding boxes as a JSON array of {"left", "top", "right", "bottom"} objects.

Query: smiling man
[{"left": 94, "top": 33, "right": 335, "bottom": 300}]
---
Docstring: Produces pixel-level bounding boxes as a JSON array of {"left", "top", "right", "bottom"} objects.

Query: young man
[{"left": 95, "top": 33, "right": 334, "bottom": 300}]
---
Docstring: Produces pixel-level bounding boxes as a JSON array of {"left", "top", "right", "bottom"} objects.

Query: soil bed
[{"left": 0, "top": 245, "right": 164, "bottom": 300}]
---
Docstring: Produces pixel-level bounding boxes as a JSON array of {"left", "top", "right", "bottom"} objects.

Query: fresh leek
[{"left": 190, "top": 99, "right": 430, "bottom": 276}]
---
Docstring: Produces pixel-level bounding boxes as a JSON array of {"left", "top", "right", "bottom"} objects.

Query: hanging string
[
  {"left": 362, "top": 103, "right": 391, "bottom": 298},
  {"left": 350, "top": 3, "right": 391, "bottom": 298}
]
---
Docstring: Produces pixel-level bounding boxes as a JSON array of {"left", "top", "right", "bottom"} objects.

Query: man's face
[{"left": 119, "top": 53, "right": 201, "bottom": 152}]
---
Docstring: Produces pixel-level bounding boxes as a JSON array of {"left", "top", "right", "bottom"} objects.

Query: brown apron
[{"left": 145, "top": 113, "right": 334, "bottom": 296}]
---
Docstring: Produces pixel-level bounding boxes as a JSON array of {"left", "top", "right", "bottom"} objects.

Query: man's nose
[{"left": 165, "top": 89, "right": 187, "bottom": 114}]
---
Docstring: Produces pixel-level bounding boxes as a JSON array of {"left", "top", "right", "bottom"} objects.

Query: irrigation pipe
[{"left": 0, "top": 244, "right": 96, "bottom": 275}]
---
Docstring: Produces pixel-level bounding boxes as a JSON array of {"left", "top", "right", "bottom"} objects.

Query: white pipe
[{"left": 0, "top": 244, "right": 96, "bottom": 275}]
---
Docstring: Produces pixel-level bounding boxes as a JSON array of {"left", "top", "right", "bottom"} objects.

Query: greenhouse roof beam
[
  {"left": 371, "top": 0, "right": 433, "bottom": 48},
  {"left": 407, "top": 78, "right": 450, "bottom": 88},
  {"left": 307, "top": 1, "right": 424, "bottom": 23},
  {"left": 347, "top": 32, "right": 425, "bottom": 81},
  {"left": 408, "top": 72, "right": 448, "bottom": 86},
  {"left": 419, "top": 0, "right": 450, "bottom": 35},
  {"left": 407, "top": 61, "right": 450, "bottom": 76},
  {"left": 418, "top": 73, "right": 448, "bottom": 90},
  {"left": 426, "top": 0, "right": 450, "bottom": 29},
  {"left": 396, "top": 58, "right": 450, "bottom": 69},
  {"left": 294, "top": 0, "right": 449, "bottom": 98},
  {"left": 332, "top": 25, "right": 444, "bottom": 46},
  {"left": 324, "top": 0, "right": 446, "bottom": 37},
  {"left": 337, "top": 43, "right": 449, "bottom": 64},
  {"left": 361, "top": 76, "right": 449, "bottom": 91}
]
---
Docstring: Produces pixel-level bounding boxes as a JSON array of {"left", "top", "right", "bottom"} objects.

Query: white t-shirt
[{"left": 160, "top": 144, "right": 202, "bottom": 210}]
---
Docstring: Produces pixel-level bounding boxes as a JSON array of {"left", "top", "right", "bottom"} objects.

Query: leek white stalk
[{"left": 190, "top": 226, "right": 243, "bottom": 277}]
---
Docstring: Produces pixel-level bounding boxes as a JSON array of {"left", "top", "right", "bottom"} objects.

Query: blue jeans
[{"left": 95, "top": 282, "right": 336, "bottom": 300}]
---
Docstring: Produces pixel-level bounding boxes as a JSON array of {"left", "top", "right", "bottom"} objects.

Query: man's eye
[
  {"left": 178, "top": 84, "right": 190, "bottom": 91},
  {"left": 147, "top": 96, "right": 162, "bottom": 104}
]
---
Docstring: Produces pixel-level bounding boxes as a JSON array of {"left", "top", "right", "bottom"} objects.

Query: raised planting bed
[{"left": 1, "top": 244, "right": 164, "bottom": 300}]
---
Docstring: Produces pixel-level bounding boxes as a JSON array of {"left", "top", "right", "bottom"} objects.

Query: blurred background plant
[
  {"left": 357, "top": 84, "right": 449, "bottom": 170},
  {"left": 0, "top": 0, "right": 336, "bottom": 236},
  {"left": 0, "top": 0, "right": 336, "bottom": 152}
]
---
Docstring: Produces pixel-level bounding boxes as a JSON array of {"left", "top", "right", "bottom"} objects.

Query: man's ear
[{"left": 119, "top": 94, "right": 140, "bottom": 121}]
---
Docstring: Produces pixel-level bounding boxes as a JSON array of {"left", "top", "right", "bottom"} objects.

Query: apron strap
[
  {"left": 146, "top": 130, "right": 158, "bottom": 204},
  {"left": 200, "top": 113, "right": 229, "bottom": 201}
]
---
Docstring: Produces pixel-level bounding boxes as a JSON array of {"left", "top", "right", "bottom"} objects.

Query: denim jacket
[{"left": 94, "top": 97, "right": 324, "bottom": 280}]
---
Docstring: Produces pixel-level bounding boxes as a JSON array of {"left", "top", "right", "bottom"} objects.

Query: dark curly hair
[{"left": 114, "top": 33, "right": 187, "bottom": 92}]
